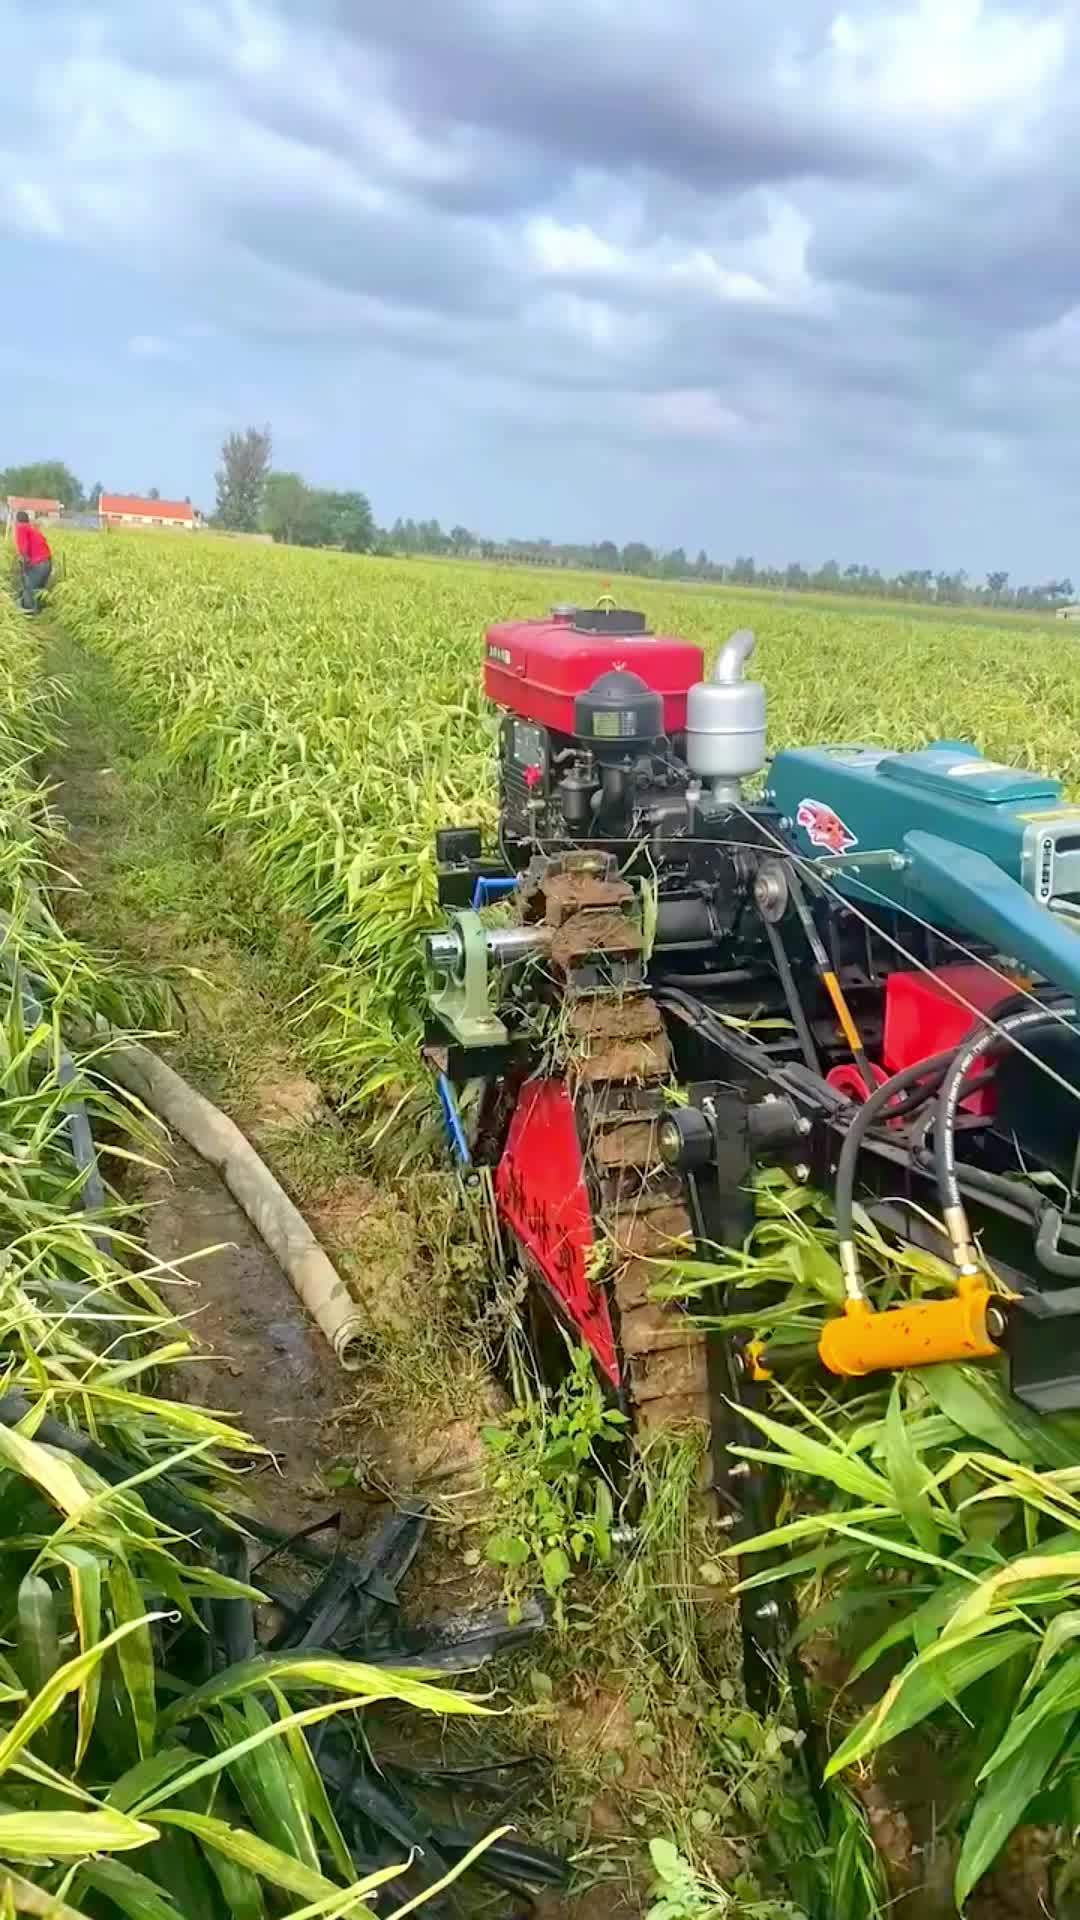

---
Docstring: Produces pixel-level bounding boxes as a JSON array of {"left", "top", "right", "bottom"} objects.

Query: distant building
[
  {"left": 1057, "top": 605, "right": 1080, "bottom": 620},
  {"left": 6, "top": 496, "right": 62, "bottom": 522},
  {"left": 99, "top": 494, "right": 200, "bottom": 531}
]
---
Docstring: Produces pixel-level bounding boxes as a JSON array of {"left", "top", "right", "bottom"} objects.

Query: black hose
[
  {"left": 914, "top": 1149, "right": 1040, "bottom": 1218},
  {"left": 883, "top": 1067, "right": 995, "bottom": 1124},
  {"left": 835, "top": 1051, "right": 958, "bottom": 1253},
  {"left": 1035, "top": 1209, "right": 1080, "bottom": 1278},
  {"left": 934, "top": 1010, "right": 1064, "bottom": 1221}
]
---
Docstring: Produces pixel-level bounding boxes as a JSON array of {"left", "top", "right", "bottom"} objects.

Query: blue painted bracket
[{"left": 472, "top": 876, "right": 518, "bottom": 910}]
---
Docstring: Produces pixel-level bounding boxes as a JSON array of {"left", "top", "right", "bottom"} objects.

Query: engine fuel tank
[{"left": 484, "top": 608, "right": 703, "bottom": 737}]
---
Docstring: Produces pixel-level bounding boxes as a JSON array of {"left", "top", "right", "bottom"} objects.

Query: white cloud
[
  {"left": 824, "top": 0, "right": 1066, "bottom": 123},
  {"left": 527, "top": 218, "right": 625, "bottom": 277},
  {"left": 7, "top": 181, "right": 63, "bottom": 239},
  {"left": 638, "top": 388, "right": 745, "bottom": 440},
  {"left": 128, "top": 335, "right": 186, "bottom": 360}
]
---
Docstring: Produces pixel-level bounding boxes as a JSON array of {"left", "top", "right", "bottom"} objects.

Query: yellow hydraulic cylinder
[{"left": 817, "top": 1280, "right": 1000, "bottom": 1379}]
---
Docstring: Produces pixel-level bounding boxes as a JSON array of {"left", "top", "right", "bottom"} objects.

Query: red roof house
[
  {"left": 7, "top": 496, "right": 62, "bottom": 520},
  {"left": 99, "top": 495, "right": 198, "bottom": 530}
]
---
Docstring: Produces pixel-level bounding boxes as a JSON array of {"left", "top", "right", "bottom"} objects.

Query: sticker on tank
[{"left": 796, "top": 798, "right": 858, "bottom": 855}]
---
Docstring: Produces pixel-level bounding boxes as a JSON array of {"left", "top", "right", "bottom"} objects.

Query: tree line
[
  {"left": 5, "top": 439, "right": 1076, "bottom": 612},
  {"left": 382, "top": 525, "right": 1075, "bottom": 611}
]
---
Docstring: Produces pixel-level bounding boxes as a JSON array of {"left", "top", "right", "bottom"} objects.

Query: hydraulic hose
[
  {"left": 1034, "top": 1208, "right": 1080, "bottom": 1278},
  {"left": 933, "top": 1008, "right": 1065, "bottom": 1269},
  {"left": 835, "top": 1051, "right": 957, "bottom": 1299}
]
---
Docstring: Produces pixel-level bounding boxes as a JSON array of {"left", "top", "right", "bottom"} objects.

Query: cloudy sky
[{"left": 4, "top": 0, "right": 1080, "bottom": 575}]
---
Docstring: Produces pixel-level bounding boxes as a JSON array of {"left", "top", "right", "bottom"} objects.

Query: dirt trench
[{"left": 44, "top": 664, "right": 360, "bottom": 1521}]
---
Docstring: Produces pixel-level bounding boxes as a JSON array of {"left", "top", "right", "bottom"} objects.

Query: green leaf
[
  {"left": 266, "top": 1684, "right": 354, "bottom": 1885},
  {"left": 15, "top": 1577, "right": 59, "bottom": 1717},
  {"left": 108, "top": 1560, "right": 157, "bottom": 1760},
  {"left": 226, "top": 1697, "right": 320, "bottom": 1874},
  {"left": 955, "top": 1714, "right": 1074, "bottom": 1907},
  {"left": 0, "top": 1612, "right": 167, "bottom": 1785},
  {"left": 52, "top": 1547, "right": 102, "bottom": 1768},
  {"left": 946, "top": 1552, "right": 1080, "bottom": 1640},
  {"left": 978, "top": 1650, "right": 1080, "bottom": 1780},
  {"left": 922, "top": 1365, "right": 1080, "bottom": 1467},
  {"left": 485, "top": 1532, "right": 529, "bottom": 1570},
  {"left": 161, "top": 1654, "right": 483, "bottom": 1731},
  {"left": 107, "top": 1748, "right": 199, "bottom": 1814},
  {"left": 0, "top": 1425, "right": 93, "bottom": 1521},
  {"left": 76, "top": 1860, "right": 182, "bottom": 1920},
  {"left": 1022, "top": 1610, "right": 1080, "bottom": 1698},
  {"left": 883, "top": 1381, "right": 941, "bottom": 1555},
  {"left": 137, "top": 1693, "right": 406, "bottom": 1818},
  {"left": 0, "top": 1871, "right": 93, "bottom": 1919},
  {"left": 825, "top": 1629, "right": 1033, "bottom": 1779},
  {"left": 0, "top": 1809, "right": 157, "bottom": 1858},
  {"left": 541, "top": 1547, "right": 571, "bottom": 1593},
  {"left": 151, "top": 1811, "right": 340, "bottom": 1904},
  {"left": 731, "top": 1403, "right": 894, "bottom": 1504},
  {"left": 197, "top": 1841, "right": 267, "bottom": 1920}
]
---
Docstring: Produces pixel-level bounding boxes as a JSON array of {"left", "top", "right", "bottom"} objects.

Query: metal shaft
[{"left": 426, "top": 924, "right": 551, "bottom": 975}]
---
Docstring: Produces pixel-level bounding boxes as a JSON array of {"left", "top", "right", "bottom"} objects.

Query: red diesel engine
[{"left": 485, "top": 605, "right": 705, "bottom": 846}]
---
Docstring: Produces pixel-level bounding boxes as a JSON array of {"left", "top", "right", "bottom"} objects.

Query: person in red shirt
[{"left": 13, "top": 511, "right": 52, "bottom": 616}]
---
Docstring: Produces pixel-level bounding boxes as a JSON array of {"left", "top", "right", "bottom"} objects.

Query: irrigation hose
[{"left": 93, "top": 1029, "right": 369, "bottom": 1369}]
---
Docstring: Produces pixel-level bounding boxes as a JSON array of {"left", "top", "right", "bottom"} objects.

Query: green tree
[
  {"left": 0, "top": 461, "right": 83, "bottom": 507},
  {"left": 86, "top": 481, "right": 104, "bottom": 510},
  {"left": 317, "top": 489, "right": 375, "bottom": 551},
  {"left": 621, "top": 540, "right": 654, "bottom": 575},
  {"left": 214, "top": 425, "right": 272, "bottom": 531},
  {"left": 449, "top": 524, "right": 474, "bottom": 554},
  {"left": 262, "top": 471, "right": 315, "bottom": 545}
]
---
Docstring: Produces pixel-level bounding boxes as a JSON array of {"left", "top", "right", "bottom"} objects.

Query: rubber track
[{"left": 522, "top": 865, "right": 711, "bottom": 1437}]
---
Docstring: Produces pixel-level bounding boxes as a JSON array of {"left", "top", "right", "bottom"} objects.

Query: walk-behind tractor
[{"left": 422, "top": 600, "right": 1080, "bottom": 1701}]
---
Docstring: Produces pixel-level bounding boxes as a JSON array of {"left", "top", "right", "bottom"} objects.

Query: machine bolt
[
  {"left": 890, "top": 853, "right": 908, "bottom": 872},
  {"left": 796, "top": 1116, "right": 812, "bottom": 1136},
  {"left": 755, "top": 1601, "right": 781, "bottom": 1621},
  {"left": 985, "top": 1303, "right": 1008, "bottom": 1341},
  {"left": 793, "top": 1163, "right": 811, "bottom": 1183},
  {"left": 779, "top": 816, "right": 792, "bottom": 832},
  {"left": 727, "top": 1462, "right": 751, "bottom": 1479}
]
